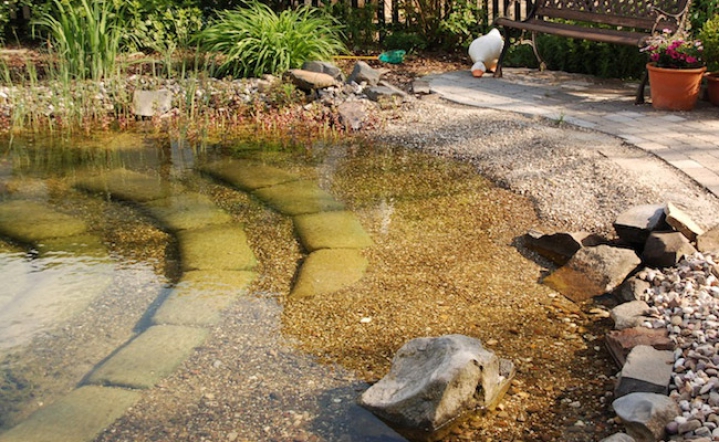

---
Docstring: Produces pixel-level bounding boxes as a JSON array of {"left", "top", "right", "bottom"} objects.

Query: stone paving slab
[
  {"left": 0, "top": 201, "right": 87, "bottom": 243},
  {"left": 143, "top": 193, "right": 232, "bottom": 232},
  {"left": 293, "top": 210, "right": 373, "bottom": 252},
  {"left": 87, "top": 325, "right": 208, "bottom": 390},
  {"left": 176, "top": 224, "right": 257, "bottom": 272},
  {"left": 254, "top": 180, "right": 345, "bottom": 216},
  {"left": 291, "top": 249, "right": 369, "bottom": 298},
  {"left": 152, "top": 270, "right": 256, "bottom": 326},
  {"left": 34, "top": 233, "right": 108, "bottom": 257},
  {"left": 75, "top": 168, "right": 174, "bottom": 202},
  {"left": 201, "top": 159, "right": 299, "bottom": 191},
  {"left": 427, "top": 69, "right": 719, "bottom": 198},
  {"left": 0, "top": 385, "right": 140, "bottom": 442}
]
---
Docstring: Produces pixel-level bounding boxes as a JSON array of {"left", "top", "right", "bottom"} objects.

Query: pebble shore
[{"left": 639, "top": 253, "right": 719, "bottom": 440}]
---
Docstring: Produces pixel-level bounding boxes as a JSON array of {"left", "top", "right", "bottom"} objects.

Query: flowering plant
[{"left": 642, "top": 29, "right": 705, "bottom": 69}]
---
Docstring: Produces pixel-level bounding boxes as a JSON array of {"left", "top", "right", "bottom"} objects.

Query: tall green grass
[
  {"left": 32, "top": 0, "right": 133, "bottom": 81},
  {"left": 199, "top": 0, "right": 346, "bottom": 78}
]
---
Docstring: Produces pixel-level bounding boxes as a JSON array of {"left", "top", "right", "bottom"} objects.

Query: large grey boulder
[
  {"left": 697, "top": 224, "right": 719, "bottom": 253},
  {"left": 302, "top": 60, "right": 344, "bottom": 82},
  {"left": 358, "top": 335, "right": 514, "bottom": 439},
  {"left": 523, "top": 230, "right": 604, "bottom": 265},
  {"left": 365, "top": 81, "right": 410, "bottom": 103},
  {"left": 337, "top": 101, "right": 367, "bottom": 131},
  {"left": 600, "top": 434, "right": 636, "bottom": 442},
  {"left": 613, "top": 204, "right": 668, "bottom": 245},
  {"left": 642, "top": 231, "right": 698, "bottom": 268},
  {"left": 611, "top": 301, "right": 650, "bottom": 330},
  {"left": 543, "top": 245, "right": 641, "bottom": 303},
  {"left": 347, "top": 61, "right": 381, "bottom": 86},
  {"left": 612, "top": 392, "right": 680, "bottom": 442},
  {"left": 286, "top": 69, "right": 336, "bottom": 91},
  {"left": 615, "top": 345, "right": 674, "bottom": 398},
  {"left": 133, "top": 89, "right": 172, "bottom": 117},
  {"left": 605, "top": 327, "right": 674, "bottom": 367},
  {"left": 613, "top": 276, "right": 652, "bottom": 303},
  {"left": 665, "top": 202, "right": 704, "bottom": 243}
]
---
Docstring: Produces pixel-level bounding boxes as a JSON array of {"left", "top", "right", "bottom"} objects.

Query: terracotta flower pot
[
  {"left": 707, "top": 72, "right": 719, "bottom": 106},
  {"left": 647, "top": 63, "right": 707, "bottom": 111}
]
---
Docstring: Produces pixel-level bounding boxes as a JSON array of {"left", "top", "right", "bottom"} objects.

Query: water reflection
[{"left": 0, "top": 251, "right": 115, "bottom": 353}]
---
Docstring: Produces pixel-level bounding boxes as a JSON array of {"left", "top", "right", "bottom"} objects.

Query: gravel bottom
[{"left": 3, "top": 89, "right": 719, "bottom": 442}]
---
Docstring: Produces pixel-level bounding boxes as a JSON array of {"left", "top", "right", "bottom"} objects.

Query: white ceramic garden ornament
[{"left": 468, "top": 29, "right": 504, "bottom": 77}]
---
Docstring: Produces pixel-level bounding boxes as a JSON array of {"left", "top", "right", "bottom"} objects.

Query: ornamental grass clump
[
  {"left": 198, "top": 0, "right": 346, "bottom": 78},
  {"left": 32, "top": 0, "right": 135, "bottom": 81},
  {"left": 642, "top": 29, "right": 705, "bottom": 69}
]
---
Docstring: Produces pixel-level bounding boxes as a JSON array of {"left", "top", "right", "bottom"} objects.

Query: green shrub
[
  {"left": 198, "top": 0, "right": 346, "bottom": 78},
  {"left": 324, "top": 0, "right": 378, "bottom": 52},
  {"left": 382, "top": 30, "right": 428, "bottom": 52},
  {"left": 32, "top": 0, "right": 135, "bottom": 80},
  {"left": 700, "top": 14, "right": 719, "bottom": 71},
  {"left": 126, "top": 2, "right": 204, "bottom": 53},
  {"left": 532, "top": 34, "right": 646, "bottom": 78}
]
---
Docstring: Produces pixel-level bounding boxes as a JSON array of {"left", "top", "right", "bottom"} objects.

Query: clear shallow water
[
  {"left": 0, "top": 131, "right": 557, "bottom": 442},
  {"left": 0, "top": 132, "right": 411, "bottom": 441}
]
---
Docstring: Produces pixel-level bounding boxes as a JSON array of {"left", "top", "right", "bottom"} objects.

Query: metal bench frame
[{"left": 493, "top": 0, "right": 692, "bottom": 104}]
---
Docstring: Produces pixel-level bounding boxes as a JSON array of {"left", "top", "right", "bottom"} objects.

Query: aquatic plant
[
  {"left": 198, "top": 0, "right": 346, "bottom": 78},
  {"left": 31, "top": 0, "right": 135, "bottom": 81}
]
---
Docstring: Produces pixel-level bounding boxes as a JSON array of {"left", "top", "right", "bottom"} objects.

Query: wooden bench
[{"left": 493, "top": 0, "right": 692, "bottom": 104}]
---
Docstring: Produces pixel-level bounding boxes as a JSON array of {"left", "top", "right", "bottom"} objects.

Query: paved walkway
[{"left": 426, "top": 68, "right": 719, "bottom": 197}]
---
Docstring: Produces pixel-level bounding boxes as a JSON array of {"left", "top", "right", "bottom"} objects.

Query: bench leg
[
  {"left": 531, "top": 32, "right": 547, "bottom": 71},
  {"left": 493, "top": 28, "right": 512, "bottom": 78},
  {"left": 635, "top": 69, "right": 648, "bottom": 105}
]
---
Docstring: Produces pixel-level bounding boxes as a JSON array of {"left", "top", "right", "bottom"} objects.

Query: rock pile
[
  {"left": 528, "top": 202, "right": 719, "bottom": 441},
  {"left": 0, "top": 60, "right": 413, "bottom": 132}
]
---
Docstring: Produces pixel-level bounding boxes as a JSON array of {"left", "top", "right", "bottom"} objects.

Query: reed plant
[
  {"left": 198, "top": 0, "right": 346, "bottom": 78},
  {"left": 32, "top": 0, "right": 134, "bottom": 81}
]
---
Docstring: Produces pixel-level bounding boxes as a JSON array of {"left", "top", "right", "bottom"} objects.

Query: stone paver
[
  {"left": 428, "top": 69, "right": 719, "bottom": 197},
  {"left": 87, "top": 325, "right": 209, "bottom": 389},
  {"left": 0, "top": 385, "right": 140, "bottom": 442}
]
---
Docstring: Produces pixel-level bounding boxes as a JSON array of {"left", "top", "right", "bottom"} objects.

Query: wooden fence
[{"left": 290, "top": 0, "right": 533, "bottom": 29}]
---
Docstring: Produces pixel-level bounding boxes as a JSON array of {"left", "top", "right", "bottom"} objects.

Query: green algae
[
  {"left": 254, "top": 180, "right": 344, "bottom": 216},
  {"left": 201, "top": 159, "right": 299, "bottom": 191},
  {"left": 143, "top": 193, "right": 233, "bottom": 232},
  {"left": 176, "top": 224, "right": 258, "bottom": 271},
  {"left": 293, "top": 210, "right": 373, "bottom": 252},
  {"left": 0, "top": 201, "right": 87, "bottom": 244},
  {"left": 290, "top": 249, "right": 369, "bottom": 298}
]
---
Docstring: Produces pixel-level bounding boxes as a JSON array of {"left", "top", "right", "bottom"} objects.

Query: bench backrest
[{"left": 535, "top": 0, "right": 690, "bottom": 31}]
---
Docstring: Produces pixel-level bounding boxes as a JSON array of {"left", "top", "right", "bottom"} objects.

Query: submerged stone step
[
  {"left": 142, "top": 193, "right": 232, "bottom": 232},
  {"left": 176, "top": 224, "right": 257, "bottom": 272},
  {"left": 201, "top": 159, "right": 299, "bottom": 191},
  {"left": 293, "top": 211, "right": 373, "bottom": 252},
  {"left": 152, "top": 270, "right": 256, "bottom": 326},
  {"left": 0, "top": 201, "right": 86, "bottom": 243},
  {"left": 254, "top": 180, "right": 345, "bottom": 216},
  {"left": 0, "top": 385, "right": 140, "bottom": 442},
  {"left": 34, "top": 233, "right": 108, "bottom": 258},
  {"left": 87, "top": 324, "right": 208, "bottom": 390},
  {"left": 291, "top": 249, "right": 369, "bottom": 298},
  {"left": 75, "top": 168, "right": 174, "bottom": 202}
]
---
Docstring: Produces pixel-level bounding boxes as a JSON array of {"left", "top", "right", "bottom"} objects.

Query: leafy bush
[
  {"left": 531, "top": 35, "right": 646, "bottom": 78},
  {"left": 700, "top": 14, "right": 719, "bottom": 71},
  {"left": 690, "top": 0, "right": 719, "bottom": 34},
  {"left": 32, "top": 0, "right": 135, "bottom": 80},
  {"left": 436, "top": 0, "right": 487, "bottom": 50},
  {"left": 126, "top": 1, "right": 204, "bottom": 53},
  {"left": 324, "top": 0, "right": 378, "bottom": 52},
  {"left": 382, "top": 30, "right": 428, "bottom": 52},
  {"left": 198, "top": 0, "right": 346, "bottom": 78}
]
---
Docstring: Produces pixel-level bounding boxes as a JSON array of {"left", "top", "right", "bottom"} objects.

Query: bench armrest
[{"left": 648, "top": 0, "right": 692, "bottom": 33}]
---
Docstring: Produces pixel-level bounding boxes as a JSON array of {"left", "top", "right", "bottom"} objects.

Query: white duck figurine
[{"left": 468, "top": 28, "right": 504, "bottom": 77}]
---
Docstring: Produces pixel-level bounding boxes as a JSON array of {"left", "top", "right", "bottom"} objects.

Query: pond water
[{"left": 0, "top": 131, "right": 610, "bottom": 441}]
